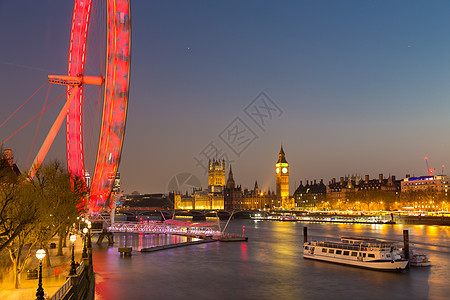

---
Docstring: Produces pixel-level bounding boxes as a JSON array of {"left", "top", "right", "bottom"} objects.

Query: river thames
[{"left": 92, "top": 221, "right": 450, "bottom": 300}]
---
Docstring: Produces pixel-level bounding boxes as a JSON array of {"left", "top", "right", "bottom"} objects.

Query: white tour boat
[{"left": 303, "top": 237, "right": 408, "bottom": 271}]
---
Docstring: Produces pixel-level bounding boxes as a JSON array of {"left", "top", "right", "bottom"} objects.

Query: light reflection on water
[{"left": 93, "top": 221, "right": 450, "bottom": 300}]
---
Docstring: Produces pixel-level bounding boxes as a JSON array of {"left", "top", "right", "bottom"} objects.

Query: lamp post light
[
  {"left": 69, "top": 234, "right": 77, "bottom": 276},
  {"left": 87, "top": 221, "right": 92, "bottom": 248},
  {"left": 79, "top": 217, "right": 85, "bottom": 232},
  {"left": 36, "top": 249, "right": 46, "bottom": 300},
  {"left": 82, "top": 228, "right": 88, "bottom": 258}
]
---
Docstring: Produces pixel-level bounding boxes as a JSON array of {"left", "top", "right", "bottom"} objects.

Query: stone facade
[
  {"left": 327, "top": 174, "right": 401, "bottom": 201},
  {"left": 208, "top": 159, "right": 225, "bottom": 194},
  {"left": 293, "top": 179, "right": 326, "bottom": 210}
]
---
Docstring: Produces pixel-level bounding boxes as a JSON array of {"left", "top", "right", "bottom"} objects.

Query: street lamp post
[
  {"left": 87, "top": 221, "right": 92, "bottom": 249},
  {"left": 82, "top": 228, "right": 88, "bottom": 258},
  {"left": 36, "top": 249, "right": 46, "bottom": 300},
  {"left": 69, "top": 234, "right": 77, "bottom": 276},
  {"left": 78, "top": 217, "right": 85, "bottom": 232}
]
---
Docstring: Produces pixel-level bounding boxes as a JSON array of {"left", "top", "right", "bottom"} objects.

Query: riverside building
[
  {"left": 293, "top": 179, "right": 326, "bottom": 210},
  {"left": 401, "top": 175, "right": 449, "bottom": 194},
  {"left": 327, "top": 174, "right": 401, "bottom": 201}
]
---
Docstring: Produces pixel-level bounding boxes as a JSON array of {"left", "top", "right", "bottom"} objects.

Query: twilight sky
[{"left": 2, "top": 1, "right": 450, "bottom": 195}]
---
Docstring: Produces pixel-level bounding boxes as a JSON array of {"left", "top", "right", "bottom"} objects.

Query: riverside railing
[
  {"left": 50, "top": 277, "right": 72, "bottom": 300},
  {"left": 50, "top": 256, "right": 93, "bottom": 300}
]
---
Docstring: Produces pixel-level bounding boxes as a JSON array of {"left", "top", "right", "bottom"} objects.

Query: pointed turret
[
  {"left": 277, "top": 144, "right": 288, "bottom": 163},
  {"left": 226, "top": 164, "right": 235, "bottom": 189},
  {"left": 254, "top": 180, "right": 259, "bottom": 194}
]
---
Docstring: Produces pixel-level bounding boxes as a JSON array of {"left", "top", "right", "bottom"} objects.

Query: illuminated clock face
[
  {"left": 282, "top": 167, "right": 288, "bottom": 174},
  {"left": 276, "top": 168, "right": 280, "bottom": 174}
]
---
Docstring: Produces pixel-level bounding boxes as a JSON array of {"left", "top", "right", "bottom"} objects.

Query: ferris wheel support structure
[{"left": 29, "top": 75, "right": 103, "bottom": 180}]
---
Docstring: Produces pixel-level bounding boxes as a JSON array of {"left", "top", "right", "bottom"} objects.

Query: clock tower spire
[{"left": 275, "top": 144, "right": 290, "bottom": 208}]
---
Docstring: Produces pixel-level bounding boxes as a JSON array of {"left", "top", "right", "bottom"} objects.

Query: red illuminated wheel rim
[{"left": 67, "top": 0, "right": 131, "bottom": 213}]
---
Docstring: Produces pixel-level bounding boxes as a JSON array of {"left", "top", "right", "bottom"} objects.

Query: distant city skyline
[{"left": 2, "top": 1, "right": 450, "bottom": 194}]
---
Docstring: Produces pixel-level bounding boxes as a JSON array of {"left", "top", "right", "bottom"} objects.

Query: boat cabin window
[
  {"left": 363, "top": 253, "right": 366, "bottom": 257},
  {"left": 351, "top": 252, "right": 358, "bottom": 257},
  {"left": 336, "top": 250, "right": 342, "bottom": 255},
  {"left": 343, "top": 251, "right": 350, "bottom": 256},
  {"left": 329, "top": 249, "right": 334, "bottom": 254},
  {"left": 322, "top": 248, "right": 327, "bottom": 253},
  {"left": 368, "top": 254, "right": 375, "bottom": 258}
]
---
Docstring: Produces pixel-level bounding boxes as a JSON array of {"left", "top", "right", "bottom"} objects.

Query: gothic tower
[
  {"left": 226, "top": 165, "right": 235, "bottom": 189},
  {"left": 224, "top": 164, "right": 243, "bottom": 210},
  {"left": 208, "top": 158, "right": 226, "bottom": 193},
  {"left": 275, "top": 145, "right": 289, "bottom": 208}
]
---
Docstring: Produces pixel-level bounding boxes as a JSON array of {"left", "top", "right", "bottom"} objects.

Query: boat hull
[{"left": 303, "top": 252, "right": 408, "bottom": 271}]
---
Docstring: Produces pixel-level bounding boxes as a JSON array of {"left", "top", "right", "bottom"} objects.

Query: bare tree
[
  {"left": 1, "top": 157, "right": 87, "bottom": 288},
  {"left": 5, "top": 180, "right": 39, "bottom": 288},
  {"left": 32, "top": 161, "right": 87, "bottom": 258},
  {"left": 0, "top": 151, "right": 34, "bottom": 252}
]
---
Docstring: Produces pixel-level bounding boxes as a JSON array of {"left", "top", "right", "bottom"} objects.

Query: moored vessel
[
  {"left": 303, "top": 237, "right": 408, "bottom": 271},
  {"left": 406, "top": 249, "right": 431, "bottom": 267}
]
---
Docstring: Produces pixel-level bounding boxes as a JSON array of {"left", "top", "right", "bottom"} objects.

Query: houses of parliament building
[{"left": 174, "top": 146, "right": 290, "bottom": 210}]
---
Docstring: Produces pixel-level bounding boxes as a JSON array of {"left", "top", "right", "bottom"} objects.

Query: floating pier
[{"left": 141, "top": 239, "right": 217, "bottom": 252}]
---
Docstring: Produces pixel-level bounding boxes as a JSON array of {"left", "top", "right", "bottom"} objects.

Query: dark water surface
[{"left": 93, "top": 221, "right": 450, "bottom": 300}]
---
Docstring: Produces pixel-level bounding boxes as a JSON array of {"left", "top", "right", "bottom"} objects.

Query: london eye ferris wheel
[{"left": 28, "top": 0, "right": 131, "bottom": 213}]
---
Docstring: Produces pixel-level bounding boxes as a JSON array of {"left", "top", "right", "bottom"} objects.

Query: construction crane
[{"left": 424, "top": 157, "right": 434, "bottom": 176}]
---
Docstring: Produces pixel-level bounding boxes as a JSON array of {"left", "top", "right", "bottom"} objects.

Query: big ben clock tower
[{"left": 275, "top": 145, "right": 289, "bottom": 208}]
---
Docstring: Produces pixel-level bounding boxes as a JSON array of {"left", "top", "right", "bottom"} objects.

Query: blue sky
[{"left": 1, "top": 1, "right": 450, "bottom": 194}]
